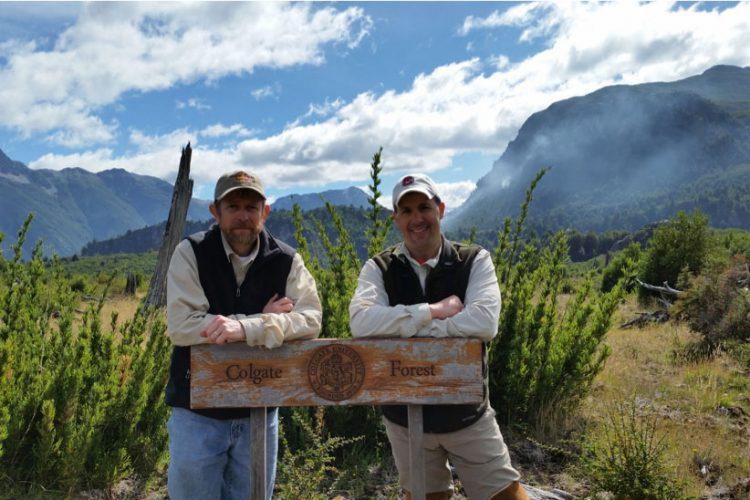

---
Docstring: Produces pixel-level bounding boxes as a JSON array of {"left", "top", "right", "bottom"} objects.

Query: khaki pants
[{"left": 384, "top": 407, "right": 521, "bottom": 500}]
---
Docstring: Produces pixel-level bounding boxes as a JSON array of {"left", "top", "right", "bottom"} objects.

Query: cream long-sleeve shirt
[
  {"left": 167, "top": 233, "right": 322, "bottom": 348},
  {"left": 349, "top": 241, "right": 501, "bottom": 342}
]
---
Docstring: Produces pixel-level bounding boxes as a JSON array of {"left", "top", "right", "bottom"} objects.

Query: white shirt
[
  {"left": 167, "top": 232, "right": 322, "bottom": 348},
  {"left": 349, "top": 241, "right": 501, "bottom": 342}
]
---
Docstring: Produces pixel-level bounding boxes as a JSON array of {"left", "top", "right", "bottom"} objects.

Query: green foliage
[
  {"left": 0, "top": 215, "right": 171, "bottom": 494},
  {"left": 489, "top": 169, "right": 624, "bottom": 438},
  {"left": 581, "top": 400, "right": 685, "bottom": 499},
  {"left": 714, "top": 227, "right": 750, "bottom": 261},
  {"left": 276, "top": 408, "right": 361, "bottom": 499},
  {"left": 601, "top": 242, "right": 642, "bottom": 293},
  {"left": 286, "top": 150, "right": 394, "bottom": 487},
  {"left": 639, "top": 210, "right": 710, "bottom": 300},
  {"left": 674, "top": 255, "right": 750, "bottom": 351},
  {"left": 59, "top": 251, "right": 158, "bottom": 280},
  {"left": 365, "top": 147, "right": 392, "bottom": 258}
]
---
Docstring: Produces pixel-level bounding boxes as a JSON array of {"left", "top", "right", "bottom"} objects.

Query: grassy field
[
  {"left": 85, "top": 293, "right": 749, "bottom": 499},
  {"left": 573, "top": 298, "right": 750, "bottom": 498}
]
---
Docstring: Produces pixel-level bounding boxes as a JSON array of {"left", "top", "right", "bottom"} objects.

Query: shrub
[
  {"left": 0, "top": 215, "right": 171, "bottom": 494},
  {"left": 674, "top": 255, "right": 750, "bottom": 351},
  {"left": 601, "top": 242, "right": 641, "bottom": 293},
  {"left": 489, "top": 169, "right": 624, "bottom": 439},
  {"left": 285, "top": 150, "right": 393, "bottom": 486},
  {"left": 276, "top": 408, "right": 361, "bottom": 499},
  {"left": 580, "top": 400, "right": 684, "bottom": 499},
  {"left": 638, "top": 210, "right": 710, "bottom": 301}
]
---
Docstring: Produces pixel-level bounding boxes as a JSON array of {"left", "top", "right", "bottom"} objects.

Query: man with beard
[
  {"left": 165, "top": 170, "right": 322, "bottom": 499},
  {"left": 349, "top": 174, "right": 527, "bottom": 500}
]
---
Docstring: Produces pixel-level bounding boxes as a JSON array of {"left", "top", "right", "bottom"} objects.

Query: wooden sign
[{"left": 190, "top": 338, "right": 483, "bottom": 409}]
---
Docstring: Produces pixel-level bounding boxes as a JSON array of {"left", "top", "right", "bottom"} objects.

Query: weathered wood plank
[
  {"left": 190, "top": 338, "right": 483, "bottom": 408},
  {"left": 408, "top": 405, "right": 425, "bottom": 499},
  {"left": 250, "top": 407, "right": 266, "bottom": 500}
]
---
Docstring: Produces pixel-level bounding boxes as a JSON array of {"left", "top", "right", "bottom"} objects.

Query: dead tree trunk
[
  {"left": 125, "top": 272, "right": 137, "bottom": 296},
  {"left": 622, "top": 278, "right": 685, "bottom": 328},
  {"left": 143, "top": 143, "right": 194, "bottom": 309}
]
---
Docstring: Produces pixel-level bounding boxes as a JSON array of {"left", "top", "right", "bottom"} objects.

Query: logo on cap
[
  {"left": 402, "top": 176, "right": 414, "bottom": 186},
  {"left": 232, "top": 172, "right": 253, "bottom": 183}
]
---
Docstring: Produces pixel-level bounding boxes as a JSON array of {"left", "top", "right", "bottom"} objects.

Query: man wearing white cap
[
  {"left": 349, "top": 174, "right": 527, "bottom": 500},
  {"left": 165, "top": 170, "right": 322, "bottom": 499}
]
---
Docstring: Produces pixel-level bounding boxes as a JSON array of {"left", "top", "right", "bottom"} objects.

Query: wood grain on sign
[{"left": 190, "top": 338, "right": 484, "bottom": 409}]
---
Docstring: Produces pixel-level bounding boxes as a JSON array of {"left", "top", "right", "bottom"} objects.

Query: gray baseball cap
[
  {"left": 392, "top": 173, "right": 440, "bottom": 208},
  {"left": 214, "top": 170, "right": 266, "bottom": 201}
]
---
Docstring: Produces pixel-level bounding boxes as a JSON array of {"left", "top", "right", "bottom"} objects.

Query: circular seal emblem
[{"left": 308, "top": 345, "right": 365, "bottom": 401}]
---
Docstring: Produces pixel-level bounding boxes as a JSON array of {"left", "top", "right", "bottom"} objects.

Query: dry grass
[
  {"left": 88, "top": 294, "right": 750, "bottom": 497},
  {"left": 99, "top": 293, "right": 145, "bottom": 324},
  {"left": 580, "top": 297, "right": 750, "bottom": 497}
]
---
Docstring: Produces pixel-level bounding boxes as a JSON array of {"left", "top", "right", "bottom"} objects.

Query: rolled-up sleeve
[
  {"left": 349, "top": 259, "right": 432, "bottom": 338},
  {"left": 166, "top": 240, "right": 215, "bottom": 346},
  {"left": 415, "top": 249, "right": 501, "bottom": 342},
  {"left": 236, "top": 253, "right": 322, "bottom": 348}
]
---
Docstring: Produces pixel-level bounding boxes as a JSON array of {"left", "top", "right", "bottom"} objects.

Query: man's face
[
  {"left": 393, "top": 191, "right": 445, "bottom": 256},
  {"left": 209, "top": 189, "right": 269, "bottom": 250}
]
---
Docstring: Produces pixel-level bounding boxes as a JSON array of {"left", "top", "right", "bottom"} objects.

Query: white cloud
[
  {"left": 487, "top": 54, "right": 510, "bottom": 70},
  {"left": 286, "top": 97, "right": 345, "bottom": 128},
  {"left": 435, "top": 181, "right": 476, "bottom": 211},
  {"left": 458, "top": 3, "right": 550, "bottom": 36},
  {"left": 0, "top": 2, "right": 371, "bottom": 147},
  {"left": 26, "top": 2, "right": 750, "bottom": 197},
  {"left": 251, "top": 83, "right": 281, "bottom": 101},
  {"left": 224, "top": 2, "right": 750, "bottom": 187},
  {"left": 29, "top": 129, "right": 235, "bottom": 189},
  {"left": 176, "top": 98, "right": 210, "bottom": 111},
  {"left": 200, "top": 123, "right": 256, "bottom": 139}
]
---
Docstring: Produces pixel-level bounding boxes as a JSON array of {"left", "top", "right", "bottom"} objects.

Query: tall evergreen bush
[
  {"left": 0, "top": 215, "right": 171, "bottom": 494},
  {"left": 638, "top": 210, "right": 710, "bottom": 301},
  {"left": 489, "top": 170, "right": 624, "bottom": 438}
]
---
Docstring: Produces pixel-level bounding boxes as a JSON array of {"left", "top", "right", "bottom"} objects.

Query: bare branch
[{"left": 636, "top": 278, "right": 684, "bottom": 295}]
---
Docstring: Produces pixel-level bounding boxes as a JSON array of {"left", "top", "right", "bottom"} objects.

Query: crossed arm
[
  {"left": 348, "top": 249, "right": 501, "bottom": 342},
  {"left": 167, "top": 240, "right": 322, "bottom": 348}
]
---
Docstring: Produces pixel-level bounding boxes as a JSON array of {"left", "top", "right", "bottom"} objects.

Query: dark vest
[
  {"left": 372, "top": 240, "right": 489, "bottom": 433},
  {"left": 164, "top": 226, "right": 295, "bottom": 419}
]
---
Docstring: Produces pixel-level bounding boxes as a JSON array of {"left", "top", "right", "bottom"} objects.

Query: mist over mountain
[
  {"left": 446, "top": 65, "right": 750, "bottom": 234},
  {"left": 0, "top": 150, "right": 210, "bottom": 257},
  {"left": 271, "top": 186, "right": 370, "bottom": 211}
]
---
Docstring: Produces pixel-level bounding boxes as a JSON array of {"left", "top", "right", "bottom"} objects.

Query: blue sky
[{"left": 1, "top": 2, "right": 748, "bottom": 207}]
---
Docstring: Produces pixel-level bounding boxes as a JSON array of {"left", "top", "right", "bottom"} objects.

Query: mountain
[
  {"left": 271, "top": 186, "right": 370, "bottom": 211},
  {"left": 80, "top": 205, "right": 395, "bottom": 263},
  {"left": 446, "top": 65, "right": 750, "bottom": 235},
  {"left": 0, "top": 150, "right": 210, "bottom": 257}
]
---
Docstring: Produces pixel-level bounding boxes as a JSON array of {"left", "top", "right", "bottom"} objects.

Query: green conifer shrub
[
  {"left": 276, "top": 408, "right": 361, "bottom": 499},
  {"left": 601, "top": 242, "right": 642, "bottom": 293},
  {"left": 581, "top": 400, "right": 684, "bottom": 499},
  {"left": 0, "top": 215, "right": 171, "bottom": 494},
  {"left": 638, "top": 210, "right": 710, "bottom": 301},
  {"left": 674, "top": 255, "right": 750, "bottom": 353},
  {"left": 284, "top": 150, "right": 393, "bottom": 485},
  {"left": 489, "top": 170, "right": 624, "bottom": 438}
]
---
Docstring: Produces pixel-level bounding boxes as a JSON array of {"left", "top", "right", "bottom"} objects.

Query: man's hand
[
  {"left": 263, "top": 293, "right": 294, "bottom": 314},
  {"left": 200, "top": 315, "right": 245, "bottom": 344},
  {"left": 429, "top": 295, "right": 464, "bottom": 320}
]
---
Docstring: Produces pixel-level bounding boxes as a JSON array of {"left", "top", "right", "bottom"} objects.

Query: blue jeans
[{"left": 167, "top": 407, "right": 278, "bottom": 500}]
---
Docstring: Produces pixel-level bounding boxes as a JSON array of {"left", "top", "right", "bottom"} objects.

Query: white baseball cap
[{"left": 392, "top": 173, "right": 440, "bottom": 209}]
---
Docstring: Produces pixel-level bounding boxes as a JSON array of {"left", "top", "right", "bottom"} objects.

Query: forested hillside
[
  {"left": 447, "top": 65, "right": 750, "bottom": 235},
  {"left": 81, "top": 205, "right": 396, "bottom": 263},
  {"left": 0, "top": 149, "right": 209, "bottom": 258}
]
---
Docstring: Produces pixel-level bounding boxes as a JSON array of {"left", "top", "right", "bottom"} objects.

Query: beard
[{"left": 222, "top": 224, "right": 261, "bottom": 248}]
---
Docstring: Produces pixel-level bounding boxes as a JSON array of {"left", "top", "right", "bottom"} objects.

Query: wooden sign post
[{"left": 191, "top": 338, "right": 484, "bottom": 500}]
